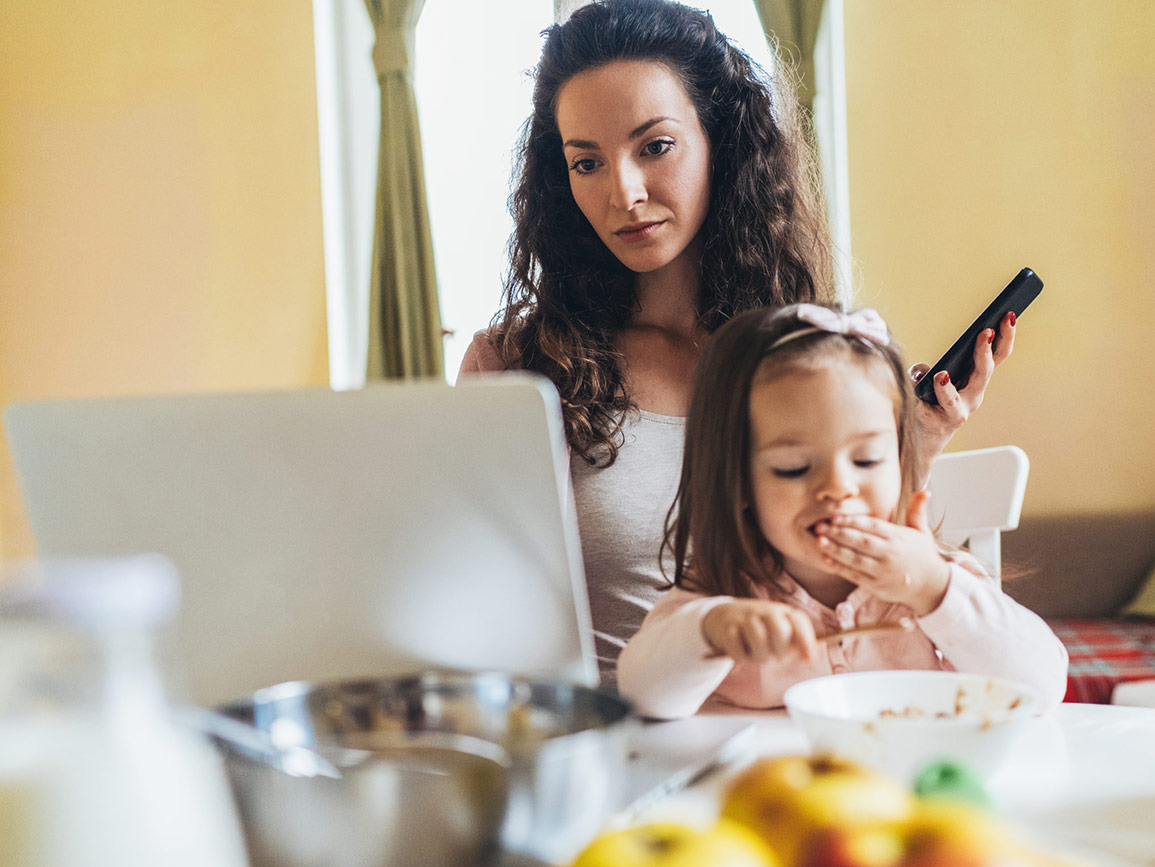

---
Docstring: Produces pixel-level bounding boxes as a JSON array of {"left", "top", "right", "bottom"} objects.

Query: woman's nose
[{"left": 609, "top": 160, "right": 647, "bottom": 211}]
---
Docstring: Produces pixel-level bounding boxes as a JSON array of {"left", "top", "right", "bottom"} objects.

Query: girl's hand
[
  {"left": 814, "top": 490, "right": 951, "bottom": 616},
  {"left": 701, "top": 599, "right": 818, "bottom": 664},
  {"left": 909, "top": 312, "right": 1017, "bottom": 481}
]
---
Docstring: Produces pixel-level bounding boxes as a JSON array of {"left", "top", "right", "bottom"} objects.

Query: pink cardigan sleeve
[
  {"left": 616, "top": 588, "right": 737, "bottom": 720},
  {"left": 917, "top": 559, "right": 1070, "bottom": 711}
]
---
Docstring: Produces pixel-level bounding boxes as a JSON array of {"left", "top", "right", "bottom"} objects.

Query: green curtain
[
  {"left": 363, "top": 0, "right": 444, "bottom": 381},
  {"left": 752, "top": 0, "right": 826, "bottom": 114}
]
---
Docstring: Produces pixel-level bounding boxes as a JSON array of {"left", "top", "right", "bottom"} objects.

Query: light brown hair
[{"left": 663, "top": 303, "right": 921, "bottom": 596}]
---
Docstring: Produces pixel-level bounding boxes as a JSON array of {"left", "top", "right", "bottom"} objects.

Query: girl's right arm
[
  {"left": 616, "top": 589, "right": 738, "bottom": 720},
  {"left": 617, "top": 591, "right": 819, "bottom": 719}
]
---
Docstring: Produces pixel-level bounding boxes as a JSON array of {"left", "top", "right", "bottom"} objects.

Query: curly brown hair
[{"left": 492, "top": 0, "right": 836, "bottom": 464}]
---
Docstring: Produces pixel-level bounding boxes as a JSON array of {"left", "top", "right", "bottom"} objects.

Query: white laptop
[
  {"left": 5, "top": 373, "right": 756, "bottom": 815},
  {"left": 4, "top": 374, "right": 596, "bottom": 705}
]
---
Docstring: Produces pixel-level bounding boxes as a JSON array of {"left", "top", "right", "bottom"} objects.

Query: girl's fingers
[
  {"left": 816, "top": 531, "right": 882, "bottom": 571},
  {"left": 905, "top": 490, "right": 934, "bottom": 534},
  {"left": 786, "top": 609, "right": 818, "bottom": 659},
  {"left": 820, "top": 515, "right": 893, "bottom": 545},
  {"left": 741, "top": 616, "right": 771, "bottom": 663},
  {"left": 720, "top": 628, "right": 748, "bottom": 660}
]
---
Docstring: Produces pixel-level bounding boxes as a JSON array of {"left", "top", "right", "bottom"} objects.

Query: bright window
[{"left": 313, "top": 1, "right": 838, "bottom": 387}]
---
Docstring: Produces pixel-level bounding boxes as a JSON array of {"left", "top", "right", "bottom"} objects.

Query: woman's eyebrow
[
  {"left": 562, "top": 116, "right": 677, "bottom": 150},
  {"left": 628, "top": 116, "right": 675, "bottom": 139}
]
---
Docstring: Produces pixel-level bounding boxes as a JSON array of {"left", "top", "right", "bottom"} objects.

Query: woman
[{"left": 459, "top": 0, "right": 1014, "bottom": 684}]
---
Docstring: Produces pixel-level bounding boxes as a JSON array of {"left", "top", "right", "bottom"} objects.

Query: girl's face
[
  {"left": 555, "top": 59, "right": 712, "bottom": 278},
  {"left": 746, "top": 357, "right": 902, "bottom": 587}
]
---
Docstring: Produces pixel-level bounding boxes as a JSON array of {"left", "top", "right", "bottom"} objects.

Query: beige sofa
[{"left": 1000, "top": 511, "right": 1155, "bottom": 704}]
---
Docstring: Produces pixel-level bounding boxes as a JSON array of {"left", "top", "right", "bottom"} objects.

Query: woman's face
[{"left": 555, "top": 59, "right": 712, "bottom": 276}]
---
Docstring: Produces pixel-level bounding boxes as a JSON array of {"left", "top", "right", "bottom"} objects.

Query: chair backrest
[{"left": 925, "top": 445, "right": 1030, "bottom": 583}]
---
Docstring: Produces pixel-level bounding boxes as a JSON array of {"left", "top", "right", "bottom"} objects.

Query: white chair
[{"left": 926, "top": 445, "right": 1030, "bottom": 584}]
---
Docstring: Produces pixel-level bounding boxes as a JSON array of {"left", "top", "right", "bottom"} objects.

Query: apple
[
  {"left": 720, "top": 754, "right": 913, "bottom": 866},
  {"left": 569, "top": 820, "right": 779, "bottom": 867},
  {"left": 800, "top": 825, "right": 905, "bottom": 867},
  {"left": 897, "top": 800, "right": 1032, "bottom": 867},
  {"left": 912, "top": 761, "right": 991, "bottom": 808}
]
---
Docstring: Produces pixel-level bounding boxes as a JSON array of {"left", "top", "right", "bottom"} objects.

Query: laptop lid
[{"left": 4, "top": 374, "right": 596, "bottom": 705}]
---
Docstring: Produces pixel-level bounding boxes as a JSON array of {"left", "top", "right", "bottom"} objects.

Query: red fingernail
[
  {"left": 1008, "top": 311, "right": 1016, "bottom": 327},
  {"left": 987, "top": 329, "right": 995, "bottom": 344},
  {"left": 938, "top": 371, "right": 950, "bottom": 385}
]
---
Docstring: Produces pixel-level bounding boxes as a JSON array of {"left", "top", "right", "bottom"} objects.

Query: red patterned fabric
[{"left": 1047, "top": 617, "right": 1155, "bottom": 704}]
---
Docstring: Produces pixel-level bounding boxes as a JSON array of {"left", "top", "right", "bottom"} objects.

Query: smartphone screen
[{"left": 915, "top": 268, "right": 1043, "bottom": 405}]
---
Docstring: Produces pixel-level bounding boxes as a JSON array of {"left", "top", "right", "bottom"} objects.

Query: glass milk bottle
[{"left": 0, "top": 556, "right": 250, "bottom": 867}]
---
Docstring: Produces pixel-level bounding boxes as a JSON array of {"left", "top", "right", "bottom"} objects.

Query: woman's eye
[
  {"left": 854, "top": 458, "right": 883, "bottom": 469},
  {"left": 644, "top": 139, "right": 673, "bottom": 157},
  {"left": 772, "top": 467, "right": 809, "bottom": 479},
  {"left": 569, "top": 158, "right": 598, "bottom": 175}
]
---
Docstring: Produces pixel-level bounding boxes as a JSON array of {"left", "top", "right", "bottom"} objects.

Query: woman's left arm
[{"left": 910, "top": 312, "right": 1017, "bottom": 483}]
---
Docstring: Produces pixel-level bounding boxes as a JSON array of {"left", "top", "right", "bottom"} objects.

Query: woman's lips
[{"left": 614, "top": 221, "right": 664, "bottom": 243}]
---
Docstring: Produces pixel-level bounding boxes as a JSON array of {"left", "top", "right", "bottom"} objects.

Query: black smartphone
[{"left": 915, "top": 267, "right": 1043, "bottom": 405}]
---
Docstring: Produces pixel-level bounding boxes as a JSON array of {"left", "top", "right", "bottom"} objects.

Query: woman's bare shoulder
[{"left": 458, "top": 326, "right": 522, "bottom": 377}]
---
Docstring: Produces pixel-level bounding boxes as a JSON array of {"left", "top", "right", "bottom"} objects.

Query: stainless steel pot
[{"left": 211, "top": 671, "right": 634, "bottom": 867}]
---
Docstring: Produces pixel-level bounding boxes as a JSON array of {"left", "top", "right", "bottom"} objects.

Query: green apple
[
  {"left": 913, "top": 761, "right": 991, "bottom": 808},
  {"left": 721, "top": 754, "right": 913, "bottom": 866},
  {"left": 569, "top": 820, "right": 779, "bottom": 867}
]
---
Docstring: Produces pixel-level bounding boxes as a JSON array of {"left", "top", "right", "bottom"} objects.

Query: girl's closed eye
[
  {"left": 772, "top": 466, "right": 809, "bottom": 479},
  {"left": 854, "top": 457, "right": 884, "bottom": 468}
]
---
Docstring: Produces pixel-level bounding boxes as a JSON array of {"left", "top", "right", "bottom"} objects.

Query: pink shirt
[{"left": 617, "top": 556, "right": 1069, "bottom": 719}]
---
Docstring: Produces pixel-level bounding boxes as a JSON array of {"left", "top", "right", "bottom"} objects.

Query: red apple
[{"left": 801, "top": 825, "right": 905, "bottom": 867}]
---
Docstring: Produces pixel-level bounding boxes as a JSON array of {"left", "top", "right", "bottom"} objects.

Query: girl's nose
[
  {"left": 609, "top": 160, "right": 647, "bottom": 211},
  {"left": 817, "top": 463, "right": 859, "bottom": 502}
]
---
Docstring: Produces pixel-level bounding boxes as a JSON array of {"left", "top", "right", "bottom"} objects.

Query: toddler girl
[{"left": 617, "top": 304, "right": 1068, "bottom": 719}]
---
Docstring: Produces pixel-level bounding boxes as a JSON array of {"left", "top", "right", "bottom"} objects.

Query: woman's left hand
[
  {"left": 813, "top": 491, "right": 950, "bottom": 616},
  {"left": 909, "top": 311, "right": 1017, "bottom": 476}
]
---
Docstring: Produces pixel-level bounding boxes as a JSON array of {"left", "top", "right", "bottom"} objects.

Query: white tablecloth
[{"left": 632, "top": 703, "right": 1155, "bottom": 866}]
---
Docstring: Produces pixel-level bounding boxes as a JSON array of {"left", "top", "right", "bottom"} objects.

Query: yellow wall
[
  {"left": 844, "top": 0, "right": 1155, "bottom": 516},
  {"left": 0, "top": 4, "right": 329, "bottom": 559}
]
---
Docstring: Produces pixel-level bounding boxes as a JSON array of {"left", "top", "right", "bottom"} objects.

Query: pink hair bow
[{"left": 793, "top": 304, "right": 890, "bottom": 347}]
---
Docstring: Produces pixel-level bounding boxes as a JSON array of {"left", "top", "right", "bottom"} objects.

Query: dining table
[{"left": 613, "top": 701, "right": 1155, "bottom": 867}]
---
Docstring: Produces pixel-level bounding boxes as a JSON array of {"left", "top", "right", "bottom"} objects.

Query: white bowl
[{"left": 784, "top": 670, "right": 1037, "bottom": 784}]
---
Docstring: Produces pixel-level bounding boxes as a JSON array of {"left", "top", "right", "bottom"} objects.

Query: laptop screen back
[{"left": 4, "top": 375, "right": 595, "bottom": 705}]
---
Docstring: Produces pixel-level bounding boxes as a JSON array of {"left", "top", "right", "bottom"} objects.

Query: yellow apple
[
  {"left": 569, "top": 820, "right": 779, "bottom": 867},
  {"left": 721, "top": 754, "right": 913, "bottom": 866},
  {"left": 898, "top": 799, "right": 1032, "bottom": 867}
]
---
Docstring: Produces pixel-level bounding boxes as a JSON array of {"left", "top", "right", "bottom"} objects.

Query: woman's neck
[{"left": 630, "top": 237, "right": 702, "bottom": 334}]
